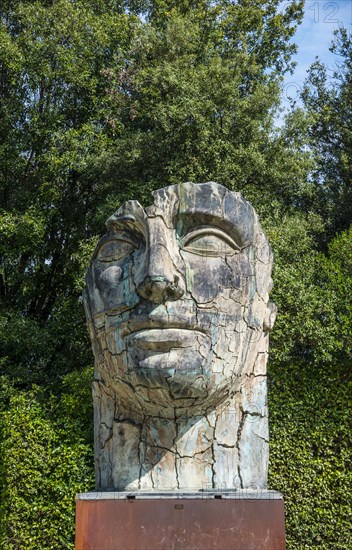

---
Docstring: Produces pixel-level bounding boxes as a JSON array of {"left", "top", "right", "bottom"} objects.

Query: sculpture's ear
[{"left": 263, "top": 301, "right": 277, "bottom": 333}]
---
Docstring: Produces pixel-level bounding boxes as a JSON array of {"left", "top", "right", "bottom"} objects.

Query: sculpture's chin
[
  {"left": 124, "top": 359, "right": 231, "bottom": 413},
  {"left": 129, "top": 352, "right": 209, "bottom": 401},
  {"left": 126, "top": 367, "right": 224, "bottom": 414}
]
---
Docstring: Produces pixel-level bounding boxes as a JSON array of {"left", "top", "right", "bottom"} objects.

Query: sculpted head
[{"left": 84, "top": 182, "right": 275, "bottom": 421}]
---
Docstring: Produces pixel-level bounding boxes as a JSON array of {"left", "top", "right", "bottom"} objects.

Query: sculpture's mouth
[
  {"left": 125, "top": 328, "right": 211, "bottom": 371},
  {"left": 121, "top": 317, "right": 209, "bottom": 338},
  {"left": 127, "top": 328, "right": 205, "bottom": 351}
]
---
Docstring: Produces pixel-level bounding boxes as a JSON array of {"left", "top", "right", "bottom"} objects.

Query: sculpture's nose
[
  {"left": 136, "top": 219, "right": 184, "bottom": 304},
  {"left": 137, "top": 275, "right": 184, "bottom": 303}
]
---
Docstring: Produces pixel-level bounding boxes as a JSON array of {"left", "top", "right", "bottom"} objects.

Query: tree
[
  {"left": 98, "top": 0, "right": 307, "bottom": 211},
  {"left": 302, "top": 27, "right": 352, "bottom": 240},
  {"left": 0, "top": 0, "right": 134, "bottom": 385}
]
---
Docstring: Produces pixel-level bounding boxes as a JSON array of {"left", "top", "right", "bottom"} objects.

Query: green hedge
[
  {"left": 0, "top": 370, "right": 94, "bottom": 550},
  {"left": 269, "top": 360, "right": 352, "bottom": 549}
]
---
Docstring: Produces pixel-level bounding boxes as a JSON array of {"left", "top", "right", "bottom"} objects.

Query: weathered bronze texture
[
  {"left": 83, "top": 182, "right": 277, "bottom": 491},
  {"left": 75, "top": 492, "right": 286, "bottom": 550}
]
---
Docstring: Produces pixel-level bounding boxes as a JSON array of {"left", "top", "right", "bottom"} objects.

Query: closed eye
[
  {"left": 180, "top": 228, "right": 240, "bottom": 257},
  {"left": 95, "top": 235, "right": 139, "bottom": 263}
]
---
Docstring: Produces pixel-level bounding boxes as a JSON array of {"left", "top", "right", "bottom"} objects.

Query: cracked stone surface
[{"left": 83, "top": 182, "right": 276, "bottom": 491}]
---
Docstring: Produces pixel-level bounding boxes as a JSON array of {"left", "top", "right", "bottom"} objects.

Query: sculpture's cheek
[
  {"left": 99, "top": 265, "right": 123, "bottom": 284},
  {"left": 94, "top": 261, "right": 139, "bottom": 311},
  {"left": 183, "top": 254, "right": 240, "bottom": 305}
]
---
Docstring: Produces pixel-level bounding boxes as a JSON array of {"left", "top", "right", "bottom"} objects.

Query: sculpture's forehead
[{"left": 107, "top": 182, "right": 259, "bottom": 248}]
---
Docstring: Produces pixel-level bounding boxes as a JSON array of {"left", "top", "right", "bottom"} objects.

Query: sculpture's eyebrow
[
  {"left": 106, "top": 215, "right": 147, "bottom": 239},
  {"left": 105, "top": 200, "right": 148, "bottom": 238}
]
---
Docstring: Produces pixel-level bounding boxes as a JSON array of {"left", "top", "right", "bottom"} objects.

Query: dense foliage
[
  {"left": 268, "top": 221, "right": 352, "bottom": 549},
  {"left": 302, "top": 28, "right": 352, "bottom": 240},
  {"left": 0, "top": 370, "right": 93, "bottom": 549},
  {"left": 0, "top": 1, "right": 351, "bottom": 548}
]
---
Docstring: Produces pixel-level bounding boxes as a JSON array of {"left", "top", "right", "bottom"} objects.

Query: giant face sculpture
[{"left": 84, "top": 182, "right": 276, "bottom": 491}]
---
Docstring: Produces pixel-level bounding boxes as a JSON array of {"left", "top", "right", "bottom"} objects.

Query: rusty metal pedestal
[{"left": 75, "top": 490, "right": 286, "bottom": 550}]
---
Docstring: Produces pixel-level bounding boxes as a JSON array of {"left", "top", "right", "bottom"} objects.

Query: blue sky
[{"left": 281, "top": 0, "right": 352, "bottom": 106}]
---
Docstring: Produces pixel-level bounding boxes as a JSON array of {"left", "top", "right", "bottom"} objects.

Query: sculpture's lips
[
  {"left": 126, "top": 328, "right": 206, "bottom": 351},
  {"left": 120, "top": 317, "right": 209, "bottom": 338}
]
